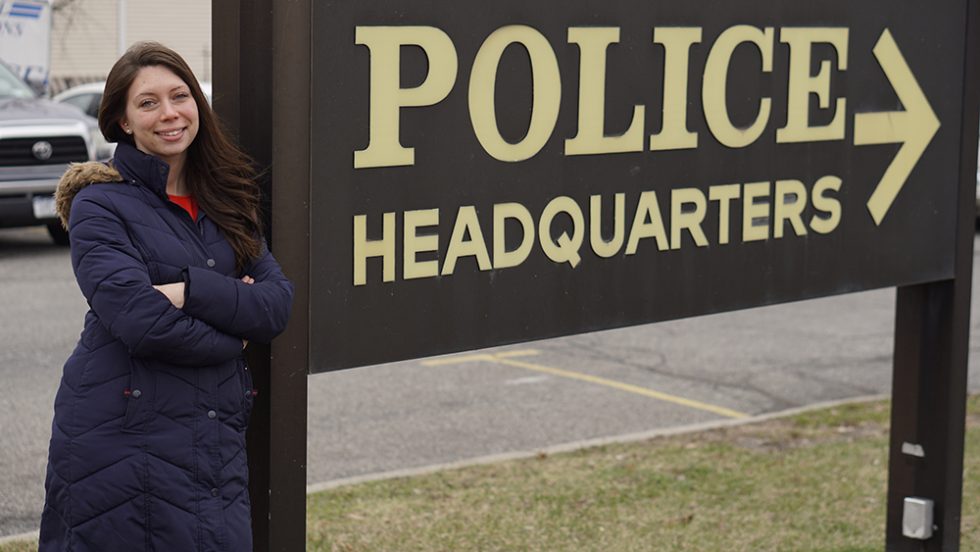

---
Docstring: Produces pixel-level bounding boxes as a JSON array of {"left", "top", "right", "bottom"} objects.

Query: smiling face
[{"left": 119, "top": 65, "right": 200, "bottom": 168}]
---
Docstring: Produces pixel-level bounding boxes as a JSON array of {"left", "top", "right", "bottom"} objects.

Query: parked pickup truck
[{"left": 0, "top": 61, "right": 106, "bottom": 245}]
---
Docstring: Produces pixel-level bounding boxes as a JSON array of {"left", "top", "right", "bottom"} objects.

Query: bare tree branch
[{"left": 52, "top": 0, "right": 82, "bottom": 13}]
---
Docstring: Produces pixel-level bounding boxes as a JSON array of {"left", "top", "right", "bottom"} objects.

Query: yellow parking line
[
  {"left": 422, "top": 350, "right": 749, "bottom": 419},
  {"left": 494, "top": 350, "right": 541, "bottom": 359},
  {"left": 422, "top": 350, "right": 540, "bottom": 366},
  {"left": 494, "top": 357, "right": 749, "bottom": 419},
  {"left": 422, "top": 353, "right": 496, "bottom": 366}
]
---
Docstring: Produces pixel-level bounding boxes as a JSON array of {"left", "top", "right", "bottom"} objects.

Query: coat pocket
[
  {"left": 239, "top": 358, "right": 255, "bottom": 429},
  {"left": 121, "top": 359, "right": 154, "bottom": 433}
]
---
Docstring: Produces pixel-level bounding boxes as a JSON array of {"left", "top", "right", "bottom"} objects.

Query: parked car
[
  {"left": 0, "top": 61, "right": 103, "bottom": 244},
  {"left": 54, "top": 80, "right": 213, "bottom": 119},
  {"left": 50, "top": 81, "right": 105, "bottom": 119}
]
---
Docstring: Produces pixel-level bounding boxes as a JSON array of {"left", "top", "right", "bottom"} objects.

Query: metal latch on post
[{"left": 902, "top": 497, "right": 934, "bottom": 540}]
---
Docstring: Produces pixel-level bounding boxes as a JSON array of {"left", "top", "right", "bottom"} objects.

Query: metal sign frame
[{"left": 214, "top": 1, "right": 976, "bottom": 550}]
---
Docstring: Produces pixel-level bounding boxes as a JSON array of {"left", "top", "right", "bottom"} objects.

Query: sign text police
[{"left": 311, "top": 2, "right": 964, "bottom": 370}]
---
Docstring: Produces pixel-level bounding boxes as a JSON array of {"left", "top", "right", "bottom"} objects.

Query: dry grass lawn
[{"left": 4, "top": 396, "right": 979, "bottom": 551}]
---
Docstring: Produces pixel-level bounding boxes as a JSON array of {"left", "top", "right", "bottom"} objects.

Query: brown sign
[{"left": 310, "top": 1, "right": 966, "bottom": 371}]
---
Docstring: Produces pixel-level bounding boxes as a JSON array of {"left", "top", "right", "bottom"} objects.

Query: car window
[
  {"left": 62, "top": 92, "right": 100, "bottom": 118},
  {"left": 0, "top": 63, "right": 35, "bottom": 99}
]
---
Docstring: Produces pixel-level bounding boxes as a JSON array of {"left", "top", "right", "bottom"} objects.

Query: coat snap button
[
  {"left": 211, "top": 488, "right": 219, "bottom": 497},
  {"left": 206, "top": 258, "right": 216, "bottom": 268},
  {"left": 245, "top": 390, "right": 252, "bottom": 399},
  {"left": 131, "top": 389, "right": 142, "bottom": 399},
  {"left": 207, "top": 410, "right": 217, "bottom": 419}
]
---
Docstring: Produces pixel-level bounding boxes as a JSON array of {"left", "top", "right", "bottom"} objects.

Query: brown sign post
[
  {"left": 215, "top": 0, "right": 977, "bottom": 550},
  {"left": 213, "top": 0, "right": 310, "bottom": 550}
]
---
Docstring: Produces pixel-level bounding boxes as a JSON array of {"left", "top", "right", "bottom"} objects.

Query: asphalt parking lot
[{"left": 2, "top": 226, "right": 979, "bottom": 538}]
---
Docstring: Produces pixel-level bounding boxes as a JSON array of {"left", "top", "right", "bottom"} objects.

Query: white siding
[
  {"left": 50, "top": 0, "right": 119, "bottom": 78},
  {"left": 126, "top": 0, "right": 211, "bottom": 82},
  {"left": 50, "top": 0, "right": 211, "bottom": 84}
]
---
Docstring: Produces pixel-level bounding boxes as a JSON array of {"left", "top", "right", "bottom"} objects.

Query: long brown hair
[{"left": 100, "top": 41, "right": 262, "bottom": 270}]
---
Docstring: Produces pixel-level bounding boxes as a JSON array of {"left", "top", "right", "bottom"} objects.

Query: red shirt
[{"left": 169, "top": 194, "right": 198, "bottom": 221}]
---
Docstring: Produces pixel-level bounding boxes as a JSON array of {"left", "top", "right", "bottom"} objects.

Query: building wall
[
  {"left": 50, "top": 0, "right": 211, "bottom": 86},
  {"left": 49, "top": 0, "right": 117, "bottom": 79}
]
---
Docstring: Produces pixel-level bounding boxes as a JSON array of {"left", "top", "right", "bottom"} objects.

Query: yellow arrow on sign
[{"left": 854, "top": 29, "right": 941, "bottom": 226}]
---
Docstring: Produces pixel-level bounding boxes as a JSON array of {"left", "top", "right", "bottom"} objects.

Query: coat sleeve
[
  {"left": 70, "top": 189, "right": 245, "bottom": 366},
  {"left": 181, "top": 241, "right": 294, "bottom": 344}
]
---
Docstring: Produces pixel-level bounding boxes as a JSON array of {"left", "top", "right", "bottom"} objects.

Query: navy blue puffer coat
[{"left": 39, "top": 142, "right": 294, "bottom": 552}]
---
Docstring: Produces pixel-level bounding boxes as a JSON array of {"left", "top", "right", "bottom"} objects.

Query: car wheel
[{"left": 47, "top": 223, "right": 70, "bottom": 246}]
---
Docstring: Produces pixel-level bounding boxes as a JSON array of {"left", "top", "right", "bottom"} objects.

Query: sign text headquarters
[{"left": 348, "top": 24, "right": 930, "bottom": 285}]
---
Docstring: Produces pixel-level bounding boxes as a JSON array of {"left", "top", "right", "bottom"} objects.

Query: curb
[
  {"left": 0, "top": 530, "right": 37, "bottom": 546},
  {"left": 306, "top": 393, "right": 887, "bottom": 493}
]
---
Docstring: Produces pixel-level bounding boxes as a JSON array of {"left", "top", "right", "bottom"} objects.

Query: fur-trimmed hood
[{"left": 54, "top": 161, "right": 123, "bottom": 229}]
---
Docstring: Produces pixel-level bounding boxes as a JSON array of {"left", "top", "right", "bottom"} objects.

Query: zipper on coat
[
  {"left": 158, "top": 192, "right": 214, "bottom": 263},
  {"left": 169, "top": 201, "right": 204, "bottom": 239}
]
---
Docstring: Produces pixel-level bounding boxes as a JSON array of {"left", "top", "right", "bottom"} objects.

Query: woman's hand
[
  {"left": 153, "top": 282, "right": 186, "bottom": 309},
  {"left": 153, "top": 276, "right": 252, "bottom": 314}
]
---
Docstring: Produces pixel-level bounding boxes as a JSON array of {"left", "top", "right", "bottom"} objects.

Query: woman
[{"left": 39, "top": 42, "right": 293, "bottom": 552}]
